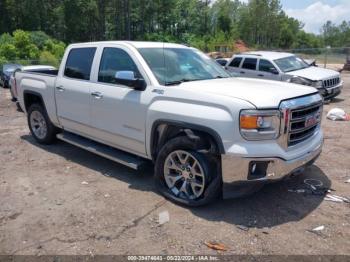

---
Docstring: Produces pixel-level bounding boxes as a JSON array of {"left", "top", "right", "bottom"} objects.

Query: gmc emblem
[{"left": 305, "top": 111, "right": 321, "bottom": 128}]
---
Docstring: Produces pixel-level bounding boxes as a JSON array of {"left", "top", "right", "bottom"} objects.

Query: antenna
[{"left": 163, "top": 41, "right": 167, "bottom": 85}]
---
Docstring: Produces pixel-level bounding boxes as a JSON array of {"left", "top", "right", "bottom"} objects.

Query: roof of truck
[
  {"left": 240, "top": 51, "right": 294, "bottom": 60},
  {"left": 69, "top": 41, "right": 189, "bottom": 49}
]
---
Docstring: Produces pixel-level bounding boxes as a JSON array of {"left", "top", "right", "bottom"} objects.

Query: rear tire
[
  {"left": 27, "top": 104, "right": 59, "bottom": 144},
  {"left": 3, "top": 81, "right": 9, "bottom": 88},
  {"left": 154, "top": 136, "right": 221, "bottom": 206},
  {"left": 10, "top": 87, "right": 16, "bottom": 102}
]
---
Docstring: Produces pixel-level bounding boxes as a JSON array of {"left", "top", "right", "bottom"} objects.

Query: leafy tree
[
  {"left": 39, "top": 50, "right": 59, "bottom": 67},
  {"left": 322, "top": 20, "right": 350, "bottom": 47},
  {"left": 1, "top": 0, "right": 349, "bottom": 53},
  {"left": 44, "top": 39, "right": 66, "bottom": 59},
  {"left": 0, "top": 30, "right": 64, "bottom": 64},
  {"left": 0, "top": 43, "right": 16, "bottom": 60},
  {"left": 30, "top": 31, "right": 51, "bottom": 49},
  {"left": 12, "top": 30, "right": 39, "bottom": 59},
  {"left": 0, "top": 33, "right": 14, "bottom": 45}
]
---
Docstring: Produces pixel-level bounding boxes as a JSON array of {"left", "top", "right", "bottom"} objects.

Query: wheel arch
[
  {"left": 150, "top": 119, "right": 225, "bottom": 161},
  {"left": 23, "top": 90, "right": 45, "bottom": 112}
]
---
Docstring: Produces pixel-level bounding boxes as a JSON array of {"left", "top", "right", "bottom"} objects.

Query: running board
[{"left": 56, "top": 132, "right": 147, "bottom": 170}]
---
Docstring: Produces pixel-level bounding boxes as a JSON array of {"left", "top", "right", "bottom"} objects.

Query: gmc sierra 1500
[{"left": 16, "top": 41, "right": 324, "bottom": 206}]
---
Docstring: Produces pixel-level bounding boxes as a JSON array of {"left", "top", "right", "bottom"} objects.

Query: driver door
[{"left": 89, "top": 46, "right": 148, "bottom": 156}]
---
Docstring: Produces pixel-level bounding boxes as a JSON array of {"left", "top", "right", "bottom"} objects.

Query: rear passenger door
[
  {"left": 240, "top": 58, "right": 258, "bottom": 78},
  {"left": 55, "top": 47, "right": 97, "bottom": 134},
  {"left": 226, "top": 57, "right": 243, "bottom": 74}
]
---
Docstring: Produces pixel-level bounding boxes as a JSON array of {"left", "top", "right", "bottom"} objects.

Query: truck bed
[
  {"left": 24, "top": 69, "right": 59, "bottom": 76},
  {"left": 16, "top": 70, "right": 59, "bottom": 126}
]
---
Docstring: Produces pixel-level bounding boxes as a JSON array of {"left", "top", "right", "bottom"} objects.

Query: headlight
[
  {"left": 288, "top": 77, "right": 323, "bottom": 89},
  {"left": 312, "top": 80, "right": 323, "bottom": 89},
  {"left": 240, "top": 110, "right": 280, "bottom": 140},
  {"left": 288, "top": 76, "right": 312, "bottom": 86}
]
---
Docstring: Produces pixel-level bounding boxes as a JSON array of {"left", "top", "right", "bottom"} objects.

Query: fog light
[{"left": 248, "top": 161, "right": 270, "bottom": 180}]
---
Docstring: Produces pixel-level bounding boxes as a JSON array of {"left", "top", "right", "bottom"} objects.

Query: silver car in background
[
  {"left": 1, "top": 64, "right": 21, "bottom": 88},
  {"left": 226, "top": 51, "right": 343, "bottom": 100}
]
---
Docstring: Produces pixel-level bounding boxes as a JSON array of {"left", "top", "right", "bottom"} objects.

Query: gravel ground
[{"left": 0, "top": 74, "right": 350, "bottom": 256}]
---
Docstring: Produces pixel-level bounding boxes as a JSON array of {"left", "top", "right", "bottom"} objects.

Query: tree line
[{"left": 0, "top": 0, "right": 349, "bottom": 62}]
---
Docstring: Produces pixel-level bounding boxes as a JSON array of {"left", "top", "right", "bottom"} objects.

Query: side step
[{"left": 56, "top": 132, "right": 147, "bottom": 170}]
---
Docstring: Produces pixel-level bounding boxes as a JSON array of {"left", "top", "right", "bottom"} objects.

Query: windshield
[
  {"left": 3, "top": 64, "right": 20, "bottom": 71},
  {"left": 274, "top": 56, "right": 309, "bottom": 73},
  {"left": 138, "top": 47, "right": 230, "bottom": 85},
  {"left": 4, "top": 68, "right": 17, "bottom": 74}
]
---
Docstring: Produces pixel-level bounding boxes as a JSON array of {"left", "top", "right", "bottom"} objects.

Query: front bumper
[
  {"left": 221, "top": 138, "right": 323, "bottom": 198},
  {"left": 320, "top": 82, "right": 343, "bottom": 100}
]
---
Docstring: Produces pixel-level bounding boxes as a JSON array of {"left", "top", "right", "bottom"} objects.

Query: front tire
[
  {"left": 27, "top": 104, "right": 58, "bottom": 144},
  {"left": 154, "top": 136, "right": 221, "bottom": 206}
]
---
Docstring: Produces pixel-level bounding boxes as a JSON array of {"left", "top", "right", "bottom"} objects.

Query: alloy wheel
[{"left": 163, "top": 150, "right": 206, "bottom": 200}]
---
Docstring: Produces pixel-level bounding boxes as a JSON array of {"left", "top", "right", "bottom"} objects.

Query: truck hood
[
  {"left": 285, "top": 66, "right": 339, "bottom": 81},
  {"left": 179, "top": 77, "right": 317, "bottom": 108}
]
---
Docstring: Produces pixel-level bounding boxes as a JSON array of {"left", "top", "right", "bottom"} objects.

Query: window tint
[
  {"left": 242, "top": 58, "right": 257, "bottom": 70},
  {"left": 259, "top": 59, "right": 276, "bottom": 73},
  {"left": 138, "top": 48, "right": 229, "bottom": 85},
  {"left": 216, "top": 59, "right": 227, "bottom": 66},
  {"left": 64, "top": 48, "right": 96, "bottom": 80},
  {"left": 98, "top": 48, "right": 142, "bottom": 84},
  {"left": 229, "top": 57, "right": 242, "bottom": 67}
]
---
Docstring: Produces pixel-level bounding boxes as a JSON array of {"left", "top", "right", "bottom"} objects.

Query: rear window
[
  {"left": 64, "top": 48, "right": 96, "bottom": 80},
  {"left": 229, "top": 57, "right": 242, "bottom": 68},
  {"left": 242, "top": 58, "right": 257, "bottom": 70}
]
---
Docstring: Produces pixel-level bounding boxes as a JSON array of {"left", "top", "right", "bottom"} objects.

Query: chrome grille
[
  {"left": 288, "top": 103, "right": 322, "bottom": 146},
  {"left": 323, "top": 77, "right": 340, "bottom": 88}
]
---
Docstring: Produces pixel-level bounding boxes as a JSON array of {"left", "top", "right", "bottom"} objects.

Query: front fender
[{"left": 145, "top": 99, "right": 234, "bottom": 156}]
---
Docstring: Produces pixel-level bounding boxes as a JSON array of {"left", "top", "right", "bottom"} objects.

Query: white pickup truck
[{"left": 16, "top": 41, "right": 324, "bottom": 206}]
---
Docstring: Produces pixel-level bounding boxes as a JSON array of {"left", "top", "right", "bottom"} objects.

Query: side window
[
  {"left": 98, "top": 48, "right": 142, "bottom": 84},
  {"left": 242, "top": 58, "right": 257, "bottom": 70},
  {"left": 229, "top": 57, "right": 242, "bottom": 68},
  {"left": 259, "top": 59, "right": 277, "bottom": 73},
  {"left": 64, "top": 48, "right": 96, "bottom": 80}
]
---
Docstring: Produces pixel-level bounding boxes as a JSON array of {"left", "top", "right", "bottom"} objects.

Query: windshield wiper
[
  {"left": 164, "top": 79, "right": 200, "bottom": 86},
  {"left": 164, "top": 76, "right": 227, "bottom": 86}
]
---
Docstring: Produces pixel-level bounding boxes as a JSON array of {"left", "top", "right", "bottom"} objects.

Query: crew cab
[
  {"left": 16, "top": 41, "right": 324, "bottom": 206},
  {"left": 226, "top": 51, "right": 343, "bottom": 100}
]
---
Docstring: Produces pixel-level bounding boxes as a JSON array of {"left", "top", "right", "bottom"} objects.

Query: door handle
[
  {"left": 240, "top": 71, "right": 245, "bottom": 74},
  {"left": 91, "top": 91, "right": 103, "bottom": 99},
  {"left": 258, "top": 74, "right": 264, "bottom": 77},
  {"left": 56, "top": 85, "right": 65, "bottom": 92}
]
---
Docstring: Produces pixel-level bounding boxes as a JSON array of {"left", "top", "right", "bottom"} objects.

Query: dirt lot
[{"left": 0, "top": 74, "right": 350, "bottom": 256}]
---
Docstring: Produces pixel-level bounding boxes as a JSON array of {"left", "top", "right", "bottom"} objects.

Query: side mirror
[
  {"left": 270, "top": 68, "right": 279, "bottom": 75},
  {"left": 115, "top": 71, "right": 146, "bottom": 91}
]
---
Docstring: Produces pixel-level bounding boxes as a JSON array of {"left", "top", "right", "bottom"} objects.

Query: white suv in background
[{"left": 226, "top": 51, "right": 343, "bottom": 100}]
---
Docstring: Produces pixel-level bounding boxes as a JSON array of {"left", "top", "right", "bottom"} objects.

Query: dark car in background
[
  {"left": 215, "top": 58, "right": 230, "bottom": 67},
  {"left": 0, "top": 64, "right": 22, "bottom": 88}
]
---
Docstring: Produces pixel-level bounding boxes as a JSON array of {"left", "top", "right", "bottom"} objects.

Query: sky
[{"left": 241, "top": 0, "right": 350, "bottom": 34}]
